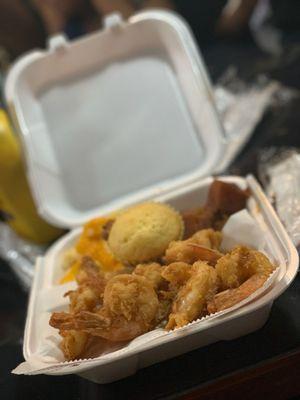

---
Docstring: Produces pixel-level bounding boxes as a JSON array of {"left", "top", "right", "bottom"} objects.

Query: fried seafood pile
[{"left": 49, "top": 181, "right": 275, "bottom": 361}]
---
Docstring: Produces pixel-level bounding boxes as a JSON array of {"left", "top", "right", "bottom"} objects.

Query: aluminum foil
[
  {"left": 259, "top": 148, "right": 300, "bottom": 248},
  {"left": 214, "top": 71, "right": 279, "bottom": 172}
]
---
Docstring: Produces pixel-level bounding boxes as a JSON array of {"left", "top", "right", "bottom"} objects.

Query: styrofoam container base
[
  {"left": 79, "top": 302, "right": 273, "bottom": 383},
  {"left": 14, "top": 175, "right": 298, "bottom": 383}
]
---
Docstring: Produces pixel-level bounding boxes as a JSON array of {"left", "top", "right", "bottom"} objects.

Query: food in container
[
  {"left": 48, "top": 180, "right": 276, "bottom": 361},
  {"left": 5, "top": 11, "right": 298, "bottom": 383},
  {"left": 11, "top": 176, "right": 298, "bottom": 383}
]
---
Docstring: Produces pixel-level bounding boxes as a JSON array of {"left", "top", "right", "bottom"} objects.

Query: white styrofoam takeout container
[
  {"left": 6, "top": 10, "right": 298, "bottom": 383},
  {"left": 5, "top": 10, "right": 226, "bottom": 228},
  {"left": 17, "top": 175, "right": 298, "bottom": 383}
]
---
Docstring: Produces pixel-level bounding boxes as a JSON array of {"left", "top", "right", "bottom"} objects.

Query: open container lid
[{"left": 5, "top": 10, "right": 226, "bottom": 228}]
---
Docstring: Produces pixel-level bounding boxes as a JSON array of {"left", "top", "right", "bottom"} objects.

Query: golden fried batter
[
  {"left": 50, "top": 274, "right": 159, "bottom": 342},
  {"left": 166, "top": 262, "right": 219, "bottom": 330},
  {"left": 191, "top": 229, "right": 222, "bottom": 249},
  {"left": 207, "top": 274, "right": 269, "bottom": 313},
  {"left": 53, "top": 257, "right": 106, "bottom": 360},
  {"left": 133, "top": 263, "right": 174, "bottom": 325},
  {"left": 51, "top": 243, "right": 275, "bottom": 359},
  {"left": 59, "top": 330, "right": 89, "bottom": 361},
  {"left": 164, "top": 229, "right": 222, "bottom": 265},
  {"left": 215, "top": 246, "right": 275, "bottom": 290},
  {"left": 133, "top": 263, "right": 165, "bottom": 290},
  {"left": 65, "top": 256, "right": 106, "bottom": 313},
  {"left": 161, "top": 262, "right": 192, "bottom": 289}
]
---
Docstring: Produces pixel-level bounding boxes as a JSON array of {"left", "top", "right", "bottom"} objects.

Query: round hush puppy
[{"left": 108, "top": 202, "right": 184, "bottom": 264}]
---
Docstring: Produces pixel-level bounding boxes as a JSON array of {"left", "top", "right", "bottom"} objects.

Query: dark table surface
[{"left": 1, "top": 36, "right": 300, "bottom": 400}]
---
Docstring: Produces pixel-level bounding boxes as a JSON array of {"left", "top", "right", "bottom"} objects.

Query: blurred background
[{"left": 0, "top": 0, "right": 299, "bottom": 79}]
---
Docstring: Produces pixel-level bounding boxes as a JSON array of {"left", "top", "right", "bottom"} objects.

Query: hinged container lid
[{"left": 5, "top": 10, "right": 226, "bottom": 228}]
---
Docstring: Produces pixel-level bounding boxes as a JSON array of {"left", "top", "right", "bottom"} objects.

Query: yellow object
[
  {"left": 108, "top": 202, "right": 184, "bottom": 264},
  {"left": 76, "top": 217, "right": 122, "bottom": 270},
  {"left": 60, "top": 260, "right": 81, "bottom": 284},
  {"left": 59, "top": 217, "right": 122, "bottom": 284},
  {"left": 0, "top": 109, "right": 64, "bottom": 243}
]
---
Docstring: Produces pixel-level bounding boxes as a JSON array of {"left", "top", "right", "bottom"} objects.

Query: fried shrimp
[
  {"left": 133, "top": 263, "right": 165, "bottom": 290},
  {"left": 65, "top": 256, "right": 106, "bottom": 313},
  {"left": 50, "top": 275, "right": 159, "bottom": 342},
  {"left": 59, "top": 330, "right": 89, "bottom": 361},
  {"left": 156, "top": 290, "right": 174, "bottom": 325},
  {"left": 66, "top": 286, "right": 101, "bottom": 314},
  {"left": 207, "top": 274, "right": 269, "bottom": 313},
  {"left": 191, "top": 229, "right": 222, "bottom": 249},
  {"left": 215, "top": 246, "right": 275, "bottom": 290},
  {"left": 186, "top": 245, "right": 222, "bottom": 265},
  {"left": 53, "top": 257, "right": 106, "bottom": 359},
  {"left": 132, "top": 263, "right": 176, "bottom": 325},
  {"left": 166, "top": 263, "right": 219, "bottom": 330},
  {"left": 164, "top": 229, "right": 223, "bottom": 265},
  {"left": 155, "top": 262, "right": 193, "bottom": 325},
  {"left": 161, "top": 262, "right": 192, "bottom": 289},
  {"left": 75, "top": 256, "right": 105, "bottom": 285},
  {"left": 210, "top": 246, "right": 275, "bottom": 315}
]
